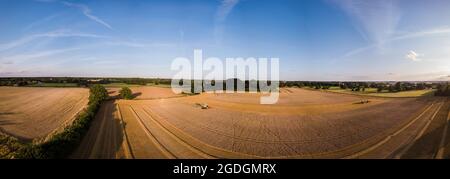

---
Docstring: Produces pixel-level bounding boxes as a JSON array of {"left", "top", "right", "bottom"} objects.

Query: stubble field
[
  {"left": 0, "top": 87, "right": 89, "bottom": 141},
  {"left": 73, "top": 87, "right": 448, "bottom": 159}
]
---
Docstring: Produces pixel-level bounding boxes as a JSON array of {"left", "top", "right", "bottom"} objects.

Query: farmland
[
  {"left": 324, "top": 87, "right": 435, "bottom": 98},
  {"left": 0, "top": 87, "right": 89, "bottom": 141},
  {"left": 0, "top": 83, "right": 447, "bottom": 159},
  {"left": 73, "top": 86, "right": 449, "bottom": 159}
]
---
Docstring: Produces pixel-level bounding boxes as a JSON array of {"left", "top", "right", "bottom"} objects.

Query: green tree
[
  {"left": 388, "top": 85, "right": 394, "bottom": 92},
  {"left": 394, "top": 82, "right": 403, "bottom": 92},
  {"left": 377, "top": 86, "right": 383, "bottom": 92},
  {"left": 89, "top": 84, "right": 108, "bottom": 105},
  {"left": 119, "top": 87, "right": 133, "bottom": 99}
]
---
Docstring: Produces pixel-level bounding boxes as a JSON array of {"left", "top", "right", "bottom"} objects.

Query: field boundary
[
  {"left": 116, "top": 104, "right": 135, "bottom": 159},
  {"left": 435, "top": 99, "right": 450, "bottom": 159},
  {"left": 129, "top": 106, "right": 176, "bottom": 158},
  {"left": 38, "top": 103, "right": 88, "bottom": 144},
  {"left": 344, "top": 101, "right": 441, "bottom": 159},
  {"left": 392, "top": 100, "right": 445, "bottom": 158}
]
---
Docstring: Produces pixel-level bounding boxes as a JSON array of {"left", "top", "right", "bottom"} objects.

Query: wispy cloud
[
  {"left": 36, "top": 0, "right": 113, "bottom": 30},
  {"left": 0, "top": 47, "right": 79, "bottom": 76},
  {"left": 0, "top": 70, "right": 39, "bottom": 77},
  {"left": 104, "top": 41, "right": 175, "bottom": 48},
  {"left": 391, "top": 27, "right": 450, "bottom": 41},
  {"left": 61, "top": 1, "right": 112, "bottom": 30},
  {"left": 341, "top": 27, "right": 450, "bottom": 58},
  {"left": 330, "top": 0, "right": 401, "bottom": 44},
  {"left": 216, "top": 0, "right": 239, "bottom": 22},
  {"left": 22, "top": 14, "right": 60, "bottom": 32},
  {"left": 405, "top": 50, "right": 422, "bottom": 62},
  {"left": 214, "top": 0, "right": 239, "bottom": 44},
  {"left": 0, "top": 30, "right": 108, "bottom": 51},
  {"left": 0, "top": 47, "right": 80, "bottom": 63},
  {"left": 34, "top": 0, "right": 57, "bottom": 2}
]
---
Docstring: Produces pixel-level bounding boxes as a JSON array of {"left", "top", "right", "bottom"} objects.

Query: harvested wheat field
[
  {"left": 75, "top": 87, "right": 449, "bottom": 159},
  {"left": 0, "top": 87, "right": 89, "bottom": 141}
]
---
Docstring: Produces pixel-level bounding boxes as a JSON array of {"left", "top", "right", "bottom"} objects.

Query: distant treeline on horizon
[
  {"left": 1, "top": 77, "right": 449, "bottom": 96},
  {"left": 0, "top": 77, "right": 448, "bottom": 83}
]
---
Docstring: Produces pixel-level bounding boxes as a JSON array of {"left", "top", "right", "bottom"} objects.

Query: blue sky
[{"left": 0, "top": 0, "right": 449, "bottom": 81}]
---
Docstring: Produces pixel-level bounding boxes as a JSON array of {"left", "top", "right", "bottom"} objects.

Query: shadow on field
[
  {"left": 399, "top": 100, "right": 449, "bottom": 159},
  {"left": 400, "top": 122, "right": 446, "bottom": 158},
  {"left": 0, "top": 119, "right": 19, "bottom": 126},
  {"left": 71, "top": 100, "right": 127, "bottom": 159},
  {"left": 0, "top": 125, "right": 32, "bottom": 143},
  {"left": 0, "top": 112, "right": 15, "bottom": 115},
  {"left": 132, "top": 92, "right": 142, "bottom": 99},
  {"left": 0, "top": 117, "right": 27, "bottom": 141}
]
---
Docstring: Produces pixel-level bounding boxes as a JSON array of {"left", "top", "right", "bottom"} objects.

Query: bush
[
  {"left": 119, "top": 87, "right": 134, "bottom": 99},
  {"left": 0, "top": 134, "right": 28, "bottom": 159},
  {"left": 89, "top": 84, "right": 108, "bottom": 103}
]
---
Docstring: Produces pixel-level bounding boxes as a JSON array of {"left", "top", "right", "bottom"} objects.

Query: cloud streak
[
  {"left": 22, "top": 14, "right": 60, "bottom": 32},
  {"left": 214, "top": 0, "right": 239, "bottom": 44},
  {"left": 61, "top": 1, "right": 113, "bottom": 30},
  {"left": 330, "top": 0, "right": 401, "bottom": 44},
  {"left": 0, "top": 30, "right": 108, "bottom": 51},
  {"left": 341, "top": 27, "right": 450, "bottom": 58},
  {"left": 0, "top": 47, "right": 81, "bottom": 63},
  {"left": 36, "top": 0, "right": 112, "bottom": 29},
  {"left": 104, "top": 41, "right": 176, "bottom": 48},
  {"left": 216, "top": 0, "right": 239, "bottom": 22}
]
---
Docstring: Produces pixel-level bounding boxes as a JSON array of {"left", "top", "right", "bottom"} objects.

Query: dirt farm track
[{"left": 71, "top": 87, "right": 450, "bottom": 159}]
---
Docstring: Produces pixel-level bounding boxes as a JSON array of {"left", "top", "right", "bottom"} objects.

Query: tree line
[
  {"left": 0, "top": 77, "right": 446, "bottom": 95},
  {"left": 0, "top": 77, "right": 172, "bottom": 87},
  {"left": 435, "top": 83, "right": 450, "bottom": 96},
  {"left": 281, "top": 81, "right": 434, "bottom": 92}
]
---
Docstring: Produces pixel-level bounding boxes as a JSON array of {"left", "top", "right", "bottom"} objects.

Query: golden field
[
  {"left": 0, "top": 87, "right": 88, "bottom": 141},
  {"left": 71, "top": 87, "right": 449, "bottom": 159}
]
